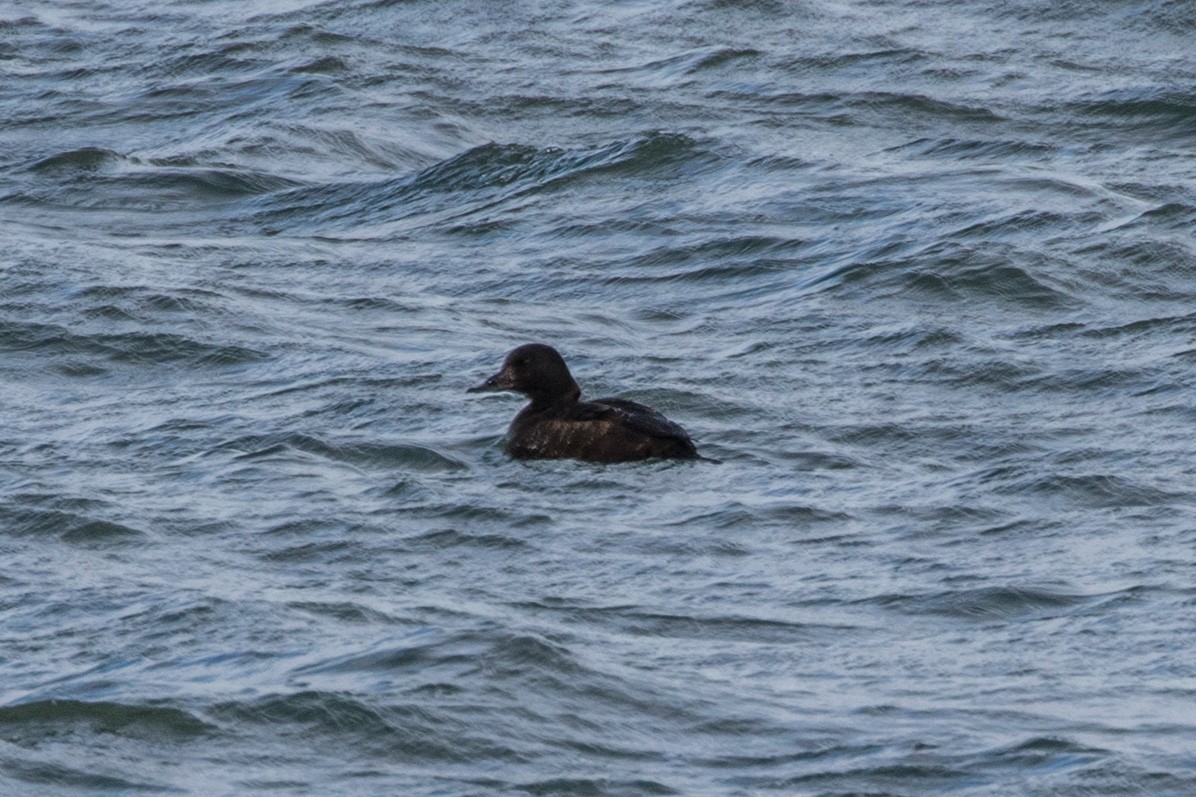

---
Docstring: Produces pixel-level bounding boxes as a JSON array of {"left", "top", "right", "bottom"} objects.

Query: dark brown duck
[{"left": 468, "top": 343, "right": 701, "bottom": 462}]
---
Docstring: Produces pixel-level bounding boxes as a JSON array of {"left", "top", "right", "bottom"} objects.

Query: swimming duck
[{"left": 468, "top": 343, "right": 700, "bottom": 462}]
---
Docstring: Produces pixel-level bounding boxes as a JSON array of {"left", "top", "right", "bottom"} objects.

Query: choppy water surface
[{"left": 3, "top": 1, "right": 1195, "bottom": 794}]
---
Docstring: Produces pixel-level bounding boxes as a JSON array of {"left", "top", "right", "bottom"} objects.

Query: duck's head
[{"left": 468, "top": 343, "right": 581, "bottom": 406}]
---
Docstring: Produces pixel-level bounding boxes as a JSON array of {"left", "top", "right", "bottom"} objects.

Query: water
[{"left": 2, "top": 0, "right": 1195, "bottom": 794}]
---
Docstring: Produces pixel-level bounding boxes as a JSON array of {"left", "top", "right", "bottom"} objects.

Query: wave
[
  {"left": 210, "top": 689, "right": 521, "bottom": 763},
  {"left": 665, "top": 501, "right": 851, "bottom": 531},
  {"left": 811, "top": 242, "right": 1076, "bottom": 308},
  {"left": 400, "top": 528, "right": 531, "bottom": 551},
  {"left": 0, "top": 699, "right": 211, "bottom": 740},
  {"left": 0, "top": 320, "right": 268, "bottom": 369},
  {"left": 27, "top": 147, "right": 123, "bottom": 173},
  {"left": 0, "top": 505, "right": 145, "bottom": 545},
  {"left": 0, "top": 754, "right": 166, "bottom": 793},
  {"left": 890, "top": 136, "right": 1058, "bottom": 161},
  {"left": 1000, "top": 472, "right": 1188, "bottom": 508},
  {"left": 207, "top": 628, "right": 651, "bottom": 766},
  {"left": 1080, "top": 312, "right": 1196, "bottom": 339},
  {"left": 210, "top": 432, "right": 468, "bottom": 472},
  {"left": 510, "top": 776, "right": 678, "bottom": 795},
  {"left": 718, "top": 88, "right": 1002, "bottom": 124},
  {"left": 248, "top": 131, "right": 706, "bottom": 230},
  {"left": 15, "top": 147, "right": 302, "bottom": 212},
  {"left": 515, "top": 601, "right": 858, "bottom": 644},
  {"left": 1068, "top": 86, "right": 1196, "bottom": 134},
  {"left": 1110, "top": 201, "right": 1196, "bottom": 233},
  {"left": 867, "top": 585, "right": 1093, "bottom": 620}
]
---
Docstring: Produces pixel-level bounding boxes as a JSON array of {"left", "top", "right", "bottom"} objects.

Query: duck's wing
[{"left": 586, "top": 397, "right": 695, "bottom": 446}]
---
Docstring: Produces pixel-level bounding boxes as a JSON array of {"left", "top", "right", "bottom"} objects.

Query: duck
[{"left": 468, "top": 343, "right": 701, "bottom": 462}]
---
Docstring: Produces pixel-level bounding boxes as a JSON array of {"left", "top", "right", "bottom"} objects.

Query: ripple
[
  {"left": 515, "top": 776, "right": 679, "bottom": 796},
  {"left": 871, "top": 586, "right": 1093, "bottom": 620},
  {"left": 519, "top": 602, "right": 855, "bottom": 644},
  {"left": 893, "top": 136, "right": 1058, "bottom": 161},
  {"left": 0, "top": 754, "right": 167, "bottom": 793},
  {"left": 286, "top": 601, "right": 401, "bottom": 625},
  {"left": 292, "top": 631, "right": 475, "bottom": 677},
  {"left": 0, "top": 320, "right": 268, "bottom": 368},
  {"left": 910, "top": 260, "right": 1072, "bottom": 307},
  {"left": 401, "top": 528, "right": 530, "bottom": 550},
  {"left": 1009, "top": 473, "right": 1188, "bottom": 508},
  {"left": 812, "top": 246, "right": 1075, "bottom": 307},
  {"left": 212, "top": 433, "right": 467, "bottom": 472},
  {"left": 744, "top": 89, "right": 1002, "bottom": 123}
]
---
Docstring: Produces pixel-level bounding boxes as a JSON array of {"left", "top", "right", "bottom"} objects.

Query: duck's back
[{"left": 506, "top": 397, "right": 698, "bottom": 462}]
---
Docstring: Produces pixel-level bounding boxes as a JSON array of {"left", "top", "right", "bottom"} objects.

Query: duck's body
[
  {"left": 505, "top": 395, "right": 698, "bottom": 462},
  {"left": 469, "top": 344, "right": 700, "bottom": 463}
]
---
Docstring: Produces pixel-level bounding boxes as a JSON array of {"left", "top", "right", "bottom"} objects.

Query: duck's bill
[{"left": 467, "top": 369, "right": 513, "bottom": 393}]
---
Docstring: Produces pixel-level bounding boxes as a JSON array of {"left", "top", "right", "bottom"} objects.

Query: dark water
[{"left": 3, "top": 0, "right": 1195, "bottom": 794}]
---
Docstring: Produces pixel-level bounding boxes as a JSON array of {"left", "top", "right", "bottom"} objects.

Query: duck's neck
[{"left": 527, "top": 383, "right": 581, "bottom": 410}]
